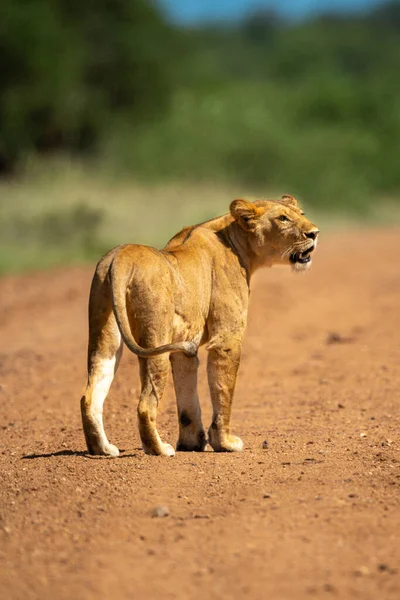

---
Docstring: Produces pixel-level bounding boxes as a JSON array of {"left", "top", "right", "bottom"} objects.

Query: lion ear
[
  {"left": 281, "top": 194, "right": 298, "bottom": 207},
  {"left": 230, "top": 199, "right": 261, "bottom": 231}
]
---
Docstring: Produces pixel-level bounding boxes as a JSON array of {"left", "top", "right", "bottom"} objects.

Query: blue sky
[{"left": 160, "top": 0, "right": 387, "bottom": 24}]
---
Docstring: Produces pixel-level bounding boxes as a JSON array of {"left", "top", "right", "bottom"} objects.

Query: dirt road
[{"left": 1, "top": 228, "right": 399, "bottom": 600}]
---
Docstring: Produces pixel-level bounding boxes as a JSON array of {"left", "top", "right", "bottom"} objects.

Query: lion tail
[{"left": 110, "top": 253, "right": 197, "bottom": 359}]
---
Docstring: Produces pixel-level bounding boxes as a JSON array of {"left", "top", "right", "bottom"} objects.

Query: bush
[
  {"left": 0, "top": 203, "right": 106, "bottom": 273},
  {"left": 0, "top": 0, "right": 178, "bottom": 172}
]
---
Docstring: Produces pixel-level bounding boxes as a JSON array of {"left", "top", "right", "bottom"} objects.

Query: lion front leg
[
  {"left": 170, "top": 353, "right": 206, "bottom": 451},
  {"left": 207, "top": 340, "right": 243, "bottom": 452}
]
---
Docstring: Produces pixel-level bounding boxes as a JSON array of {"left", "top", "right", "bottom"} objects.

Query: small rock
[
  {"left": 262, "top": 440, "right": 269, "bottom": 450},
  {"left": 263, "top": 493, "right": 272, "bottom": 499},
  {"left": 152, "top": 505, "right": 170, "bottom": 518},
  {"left": 360, "top": 433, "right": 367, "bottom": 438},
  {"left": 327, "top": 332, "right": 353, "bottom": 345},
  {"left": 338, "top": 403, "right": 345, "bottom": 409},
  {"left": 355, "top": 566, "right": 370, "bottom": 576}
]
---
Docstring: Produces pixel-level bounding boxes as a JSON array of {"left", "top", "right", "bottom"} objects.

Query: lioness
[{"left": 81, "top": 195, "right": 319, "bottom": 457}]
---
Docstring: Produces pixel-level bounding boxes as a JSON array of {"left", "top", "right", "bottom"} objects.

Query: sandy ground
[{"left": 0, "top": 228, "right": 399, "bottom": 600}]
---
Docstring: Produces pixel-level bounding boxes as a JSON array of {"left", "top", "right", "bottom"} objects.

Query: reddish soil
[{"left": 1, "top": 228, "right": 400, "bottom": 600}]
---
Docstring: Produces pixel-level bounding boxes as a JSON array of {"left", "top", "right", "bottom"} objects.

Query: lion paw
[
  {"left": 88, "top": 442, "right": 120, "bottom": 457},
  {"left": 161, "top": 443, "right": 176, "bottom": 457},
  {"left": 176, "top": 430, "right": 207, "bottom": 452},
  {"left": 209, "top": 432, "right": 243, "bottom": 453},
  {"left": 143, "top": 442, "right": 176, "bottom": 457},
  {"left": 103, "top": 443, "right": 120, "bottom": 457}
]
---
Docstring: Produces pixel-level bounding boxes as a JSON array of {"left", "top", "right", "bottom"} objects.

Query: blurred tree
[
  {"left": 241, "top": 9, "right": 280, "bottom": 45},
  {"left": 0, "top": 0, "right": 179, "bottom": 172},
  {"left": 374, "top": 0, "right": 400, "bottom": 29},
  {"left": 1, "top": 0, "right": 400, "bottom": 209}
]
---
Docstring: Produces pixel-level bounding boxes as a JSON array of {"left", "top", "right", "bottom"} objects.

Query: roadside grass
[{"left": 1, "top": 158, "right": 399, "bottom": 275}]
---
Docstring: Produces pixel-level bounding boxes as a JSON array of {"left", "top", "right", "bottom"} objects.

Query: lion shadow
[{"left": 22, "top": 449, "right": 137, "bottom": 459}]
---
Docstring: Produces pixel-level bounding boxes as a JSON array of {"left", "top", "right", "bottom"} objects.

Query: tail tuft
[{"left": 182, "top": 341, "right": 198, "bottom": 357}]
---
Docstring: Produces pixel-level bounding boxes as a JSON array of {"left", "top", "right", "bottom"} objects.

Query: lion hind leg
[
  {"left": 81, "top": 353, "right": 122, "bottom": 457},
  {"left": 137, "top": 356, "right": 175, "bottom": 457},
  {"left": 81, "top": 259, "right": 123, "bottom": 457},
  {"left": 81, "top": 249, "right": 125, "bottom": 456},
  {"left": 170, "top": 354, "right": 206, "bottom": 452},
  {"left": 81, "top": 340, "right": 122, "bottom": 456}
]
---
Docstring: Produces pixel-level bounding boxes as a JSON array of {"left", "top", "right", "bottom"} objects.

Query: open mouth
[{"left": 290, "top": 245, "right": 314, "bottom": 264}]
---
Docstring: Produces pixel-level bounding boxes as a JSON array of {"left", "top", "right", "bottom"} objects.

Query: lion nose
[{"left": 305, "top": 229, "right": 319, "bottom": 240}]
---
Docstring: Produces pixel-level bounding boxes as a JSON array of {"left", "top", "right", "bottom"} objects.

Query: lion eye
[{"left": 278, "top": 215, "right": 290, "bottom": 222}]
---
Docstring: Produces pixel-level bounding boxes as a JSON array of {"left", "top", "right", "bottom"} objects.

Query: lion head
[{"left": 230, "top": 195, "right": 319, "bottom": 272}]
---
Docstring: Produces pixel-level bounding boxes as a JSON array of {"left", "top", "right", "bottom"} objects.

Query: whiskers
[
  {"left": 281, "top": 245, "right": 294, "bottom": 260},
  {"left": 281, "top": 241, "right": 304, "bottom": 260}
]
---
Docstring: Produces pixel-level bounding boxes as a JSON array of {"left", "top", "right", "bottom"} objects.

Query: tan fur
[{"left": 80, "top": 196, "right": 319, "bottom": 456}]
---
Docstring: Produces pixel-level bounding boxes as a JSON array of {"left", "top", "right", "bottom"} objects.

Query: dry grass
[{"left": 1, "top": 158, "right": 399, "bottom": 274}]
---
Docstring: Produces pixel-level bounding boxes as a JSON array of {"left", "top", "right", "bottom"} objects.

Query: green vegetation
[
  {"left": 1, "top": 1, "right": 400, "bottom": 273},
  {"left": 1, "top": 159, "right": 399, "bottom": 275},
  {"left": 0, "top": 159, "right": 240, "bottom": 273}
]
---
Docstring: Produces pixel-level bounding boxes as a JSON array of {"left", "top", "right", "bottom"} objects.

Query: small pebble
[
  {"left": 262, "top": 440, "right": 269, "bottom": 449},
  {"left": 356, "top": 566, "right": 369, "bottom": 576},
  {"left": 152, "top": 505, "right": 170, "bottom": 518},
  {"left": 327, "top": 332, "right": 353, "bottom": 345}
]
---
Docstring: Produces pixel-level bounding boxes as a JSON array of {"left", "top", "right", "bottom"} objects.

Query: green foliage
[
  {"left": 102, "top": 2, "right": 400, "bottom": 211},
  {"left": 0, "top": 0, "right": 400, "bottom": 212},
  {"left": 0, "top": 0, "right": 177, "bottom": 170},
  {"left": 0, "top": 203, "right": 107, "bottom": 273}
]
